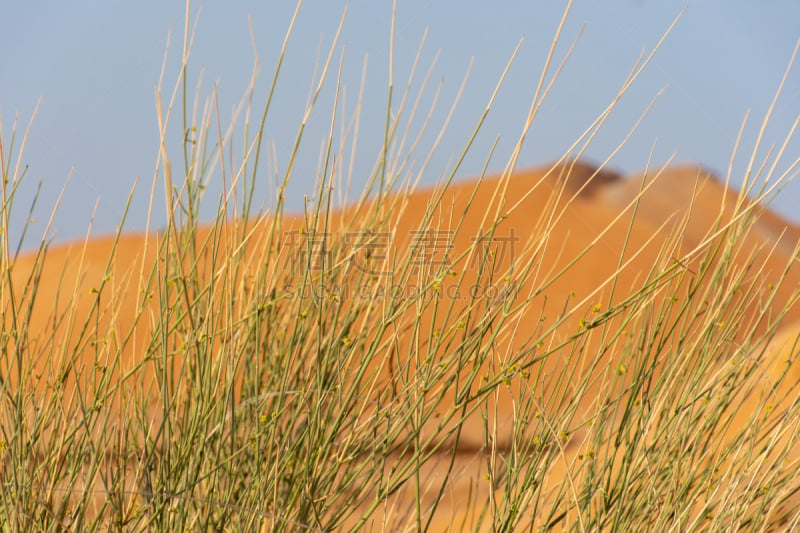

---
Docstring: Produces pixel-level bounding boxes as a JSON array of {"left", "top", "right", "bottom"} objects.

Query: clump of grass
[{"left": 2, "top": 1, "right": 800, "bottom": 531}]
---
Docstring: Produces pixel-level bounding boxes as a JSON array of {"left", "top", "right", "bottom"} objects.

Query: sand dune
[
  {"left": 345, "top": 162, "right": 800, "bottom": 529},
  {"left": 4, "top": 161, "right": 799, "bottom": 530}
]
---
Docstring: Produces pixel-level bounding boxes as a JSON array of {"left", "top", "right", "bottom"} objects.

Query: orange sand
[{"left": 4, "top": 161, "right": 799, "bottom": 530}]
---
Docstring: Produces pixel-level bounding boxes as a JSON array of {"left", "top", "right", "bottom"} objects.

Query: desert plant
[{"left": 1, "top": 1, "right": 799, "bottom": 531}]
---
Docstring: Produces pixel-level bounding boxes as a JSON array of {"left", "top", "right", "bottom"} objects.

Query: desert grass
[{"left": 2, "top": 1, "right": 800, "bottom": 531}]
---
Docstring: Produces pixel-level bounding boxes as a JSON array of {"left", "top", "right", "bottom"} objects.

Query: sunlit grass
[{"left": 1, "top": 1, "right": 799, "bottom": 531}]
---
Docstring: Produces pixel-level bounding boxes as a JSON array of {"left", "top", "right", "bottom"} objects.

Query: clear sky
[{"left": 2, "top": 1, "right": 799, "bottom": 249}]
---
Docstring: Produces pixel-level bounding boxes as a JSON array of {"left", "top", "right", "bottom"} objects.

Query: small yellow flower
[
  {"left": 618, "top": 364, "right": 627, "bottom": 375},
  {"left": 341, "top": 336, "right": 351, "bottom": 346},
  {"left": 592, "top": 304, "right": 601, "bottom": 313}
]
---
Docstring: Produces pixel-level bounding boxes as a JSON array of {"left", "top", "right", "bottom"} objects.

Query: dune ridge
[{"left": 3, "top": 160, "right": 799, "bottom": 530}]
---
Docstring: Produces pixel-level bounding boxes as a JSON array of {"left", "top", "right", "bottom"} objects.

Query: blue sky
[{"left": 2, "top": 1, "right": 799, "bottom": 249}]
